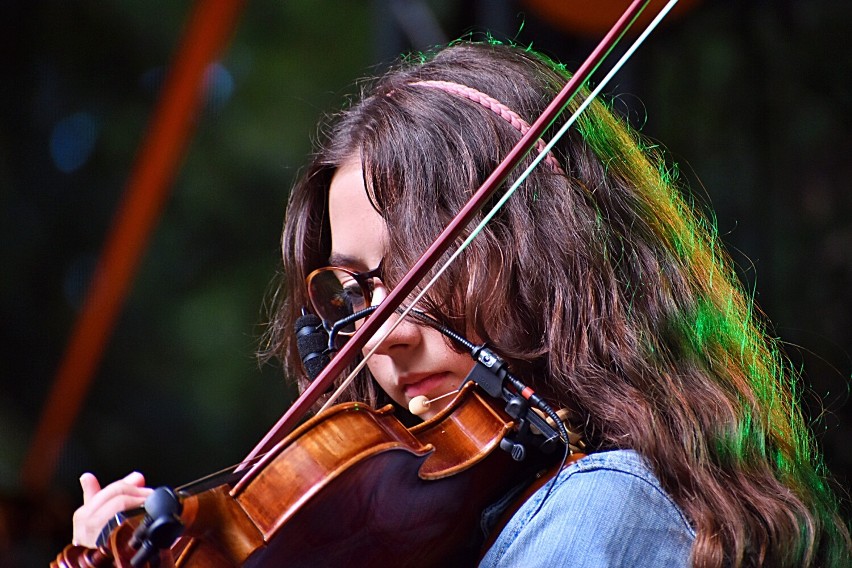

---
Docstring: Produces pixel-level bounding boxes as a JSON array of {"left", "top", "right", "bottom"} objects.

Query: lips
[{"left": 401, "top": 372, "right": 451, "bottom": 399}]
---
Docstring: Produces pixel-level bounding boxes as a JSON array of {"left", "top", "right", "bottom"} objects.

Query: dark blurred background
[{"left": 1, "top": 0, "right": 850, "bottom": 564}]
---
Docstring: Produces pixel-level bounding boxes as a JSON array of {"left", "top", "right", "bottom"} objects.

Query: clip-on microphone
[
  {"left": 294, "top": 306, "right": 379, "bottom": 381},
  {"left": 293, "top": 311, "right": 330, "bottom": 382},
  {"left": 402, "top": 312, "right": 568, "bottom": 460}
]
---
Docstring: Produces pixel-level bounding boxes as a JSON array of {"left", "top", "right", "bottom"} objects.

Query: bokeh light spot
[
  {"left": 50, "top": 112, "right": 99, "bottom": 173},
  {"left": 204, "top": 62, "right": 234, "bottom": 112}
]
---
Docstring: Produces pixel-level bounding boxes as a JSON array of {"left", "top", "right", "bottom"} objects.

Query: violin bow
[
  {"left": 240, "top": 0, "right": 677, "bottom": 471},
  {"left": 320, "top": 0, "right": 681, "bottom": 414}
]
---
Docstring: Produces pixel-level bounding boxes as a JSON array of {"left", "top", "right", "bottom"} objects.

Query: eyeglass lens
[{"left": 307, "top": 268, "right": 371, "bottom": 334}]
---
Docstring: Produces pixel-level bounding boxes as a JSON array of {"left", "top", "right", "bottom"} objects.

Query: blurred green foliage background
[{"left": 1, "top": 0, "right": 850, "bottom": 563}]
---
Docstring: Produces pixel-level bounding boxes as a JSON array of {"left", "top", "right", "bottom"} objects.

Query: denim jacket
[{"left": 480, "top": 450, "right": 695, "bottom": 567}]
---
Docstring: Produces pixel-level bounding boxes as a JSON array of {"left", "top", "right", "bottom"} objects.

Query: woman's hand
[{"left": 71, "top": 471, "right": 154, "bottom": 548}]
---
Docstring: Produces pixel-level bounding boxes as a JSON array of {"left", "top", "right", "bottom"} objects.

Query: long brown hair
[{"left": 263, "top": 42, "right": 850, "bottom": 567}]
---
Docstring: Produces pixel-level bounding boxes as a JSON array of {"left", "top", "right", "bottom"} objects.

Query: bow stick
[
  {"left": 319, "top": 0, "right": 680, "bottom": 414},
  {"left": 239, "top": 0, "right": 664, "bottom": 472}
]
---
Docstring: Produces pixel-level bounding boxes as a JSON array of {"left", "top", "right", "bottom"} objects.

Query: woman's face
[{"left": 326, "top": 157, "right": 474, "bottom": 419}]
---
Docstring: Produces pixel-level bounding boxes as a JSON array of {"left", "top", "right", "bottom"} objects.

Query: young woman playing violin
[{"left": 69, "top": 42, "right": 849, "bottom": 567}]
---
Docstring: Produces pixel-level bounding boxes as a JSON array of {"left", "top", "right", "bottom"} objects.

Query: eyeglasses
[{"left": 306, "top": 261, "right": 383, "bottom": 335}]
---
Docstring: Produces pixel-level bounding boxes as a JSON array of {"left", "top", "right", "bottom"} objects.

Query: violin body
[{"left": 55, "top": 384, "right": 533, "bottom": 567}]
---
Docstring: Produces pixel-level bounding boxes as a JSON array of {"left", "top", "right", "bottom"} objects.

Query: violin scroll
[
  {"left": 53, "top": 543, "right": 114, "bottom": 568},
  {"left": 52, "top": 518, "right": 175, "bottom": 568}
]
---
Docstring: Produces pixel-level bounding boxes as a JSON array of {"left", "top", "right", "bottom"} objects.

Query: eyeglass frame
[{"left": 305, "top": 261, "right": 384, "bottom": 335}]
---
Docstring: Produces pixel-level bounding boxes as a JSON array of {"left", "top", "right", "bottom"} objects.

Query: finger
[
  {"left": 73, "top": 482, "right": 153, "bottom": 548},
  {"left": 83, "top": 475, "right": 153, "bottom": 513},
  {"left": 80, "top": 472, "right": 102, "bottom": 504},
  {"left": 122, "top": 471, "right": 147, "bottom": 488},
  {"left": 86, "top": 484, "right": 154, "bottom": 514}
]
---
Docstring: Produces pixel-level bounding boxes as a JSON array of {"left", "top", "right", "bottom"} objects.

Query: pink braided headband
[{"left": 409, "top": 80, "right": 565, "bottom": 174}]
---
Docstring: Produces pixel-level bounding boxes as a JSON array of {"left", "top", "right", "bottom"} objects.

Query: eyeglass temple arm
[
  {"left": 325, "top": 306, "right": 379, "bottom": 352},
  {"left": 323, "top": 306, "right": 470, "bottom": 353}
]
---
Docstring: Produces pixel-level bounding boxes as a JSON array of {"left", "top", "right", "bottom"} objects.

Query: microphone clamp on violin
[
  {"left": 128, "top": 487, "right": 183, "bottom": 567},
  {"left": 465, "top": 345, "right": 566, "bottom": 459}
]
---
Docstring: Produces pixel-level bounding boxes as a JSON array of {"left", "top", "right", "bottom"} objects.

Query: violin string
[
  {"left": 94, "top": 457, "right": 269, "bottom": 547},
  {"left": 319, "top": 0, "right": 679, "bottom": 415},
  {"left": 173, "top": 452, "right": 271, "bottom": 494}
]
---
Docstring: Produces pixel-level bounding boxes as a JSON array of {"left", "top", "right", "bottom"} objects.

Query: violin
[
  {"left": 53, "top": 383, "right": 558, "bottom": 567},
  {"left": 52, "top": 1, "right": 672, "bottom": 565}
]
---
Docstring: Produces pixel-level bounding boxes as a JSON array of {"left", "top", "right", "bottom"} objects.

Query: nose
[{"left": 362, "top": 284, "right": 423, "bottom": 356}]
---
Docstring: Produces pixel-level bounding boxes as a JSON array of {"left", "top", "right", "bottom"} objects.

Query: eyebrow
[{"left": 327, "top": 253, "right": 371, "bottom": 270}]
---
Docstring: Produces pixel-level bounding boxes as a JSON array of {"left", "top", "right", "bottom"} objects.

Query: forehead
[{"left": 327, "top": 158, "right": 387, "bottom": 269}]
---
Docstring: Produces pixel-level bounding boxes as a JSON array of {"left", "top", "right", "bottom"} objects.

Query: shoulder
[{"left": 480, "top": 449, "right": 695, "bottom": 568}]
